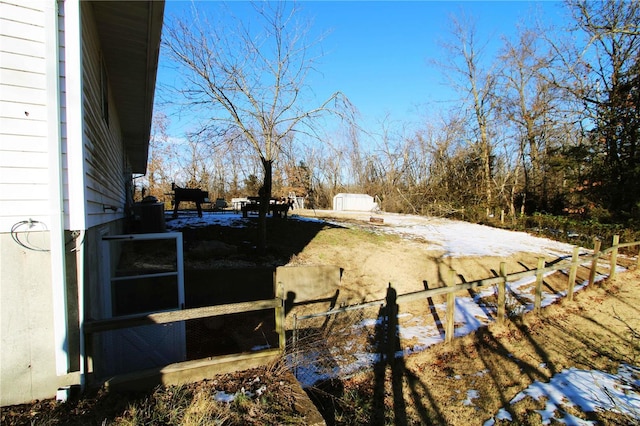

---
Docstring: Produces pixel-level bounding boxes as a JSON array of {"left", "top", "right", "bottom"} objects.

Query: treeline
[{"left": 145, "top": 0, "right": 639, "bottom": 228}]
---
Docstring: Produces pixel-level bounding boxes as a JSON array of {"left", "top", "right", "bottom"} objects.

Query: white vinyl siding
[
  {"left": 81, "top": 3, "right": 127, "bottom": 229},
  {"left": 1, "top": 1, "right": 139, "bottom": 232},
  {"left": 0, "top": 1, "right": 49, "bottom": 232},
  {"left": 56, "top": 2, "right": 69, "bottom": 230}
]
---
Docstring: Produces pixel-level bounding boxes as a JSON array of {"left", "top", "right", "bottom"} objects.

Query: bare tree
[
  {"left": 163, "top": 1, "right": 349, "bottom": 251},
  {"left": 547, "top": 0, "right": 640, "bottom": 218},
  {"left": 498, "top": 27, "right": 564, "bottom": 212},
  {"left": 145, "top": 112, "right": 179, "bottom": 203},
  {"left": 437, "top": 13, "right": 499, "bottom": 216}
]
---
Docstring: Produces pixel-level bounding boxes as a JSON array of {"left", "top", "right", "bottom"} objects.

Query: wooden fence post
[
  {"left": 276, "top": 280, "right": 286, "bottom": 351},
  {"left": 291, "top": 313, "right": 298, "bottom": 375},
  {"left": 497, "top": 262, "right": 506, "bottom": 323},
  {"left": 534, "top": 257, "right": 545, "bottom": 313},
  {"left": 589, "top": 238, "right": 602, "bottom": 286},
  {"left": 567, "top": 246, "right": 579, "bottom": 301},
  {"left": 609, "top": 235, "right": 619, "bottom": 281},
  {"left": 445, "top": 269, "right": 455, "bottom": 344}
]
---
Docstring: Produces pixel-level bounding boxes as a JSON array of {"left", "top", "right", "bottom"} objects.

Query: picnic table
[{"left": 241, "top": 197, "right": 293, "bottom": 218}]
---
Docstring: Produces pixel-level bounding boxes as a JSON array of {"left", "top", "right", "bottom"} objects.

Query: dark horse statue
[{"left": 172, "top": 183, "right": 209, "bottom": 218}]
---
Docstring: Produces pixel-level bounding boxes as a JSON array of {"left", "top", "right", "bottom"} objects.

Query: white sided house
[
  {"left": 332, "top": 193, "right": 379, "bottom": 212},
  {"left": 0, "top": 0, "right": 164, "bottom": 405}
]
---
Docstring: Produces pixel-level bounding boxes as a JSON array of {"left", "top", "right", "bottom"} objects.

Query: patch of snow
[
  {"left": 464, "top": 389, "right": 479, "bottom": 406},
  {"left": 166, "top": 210, "right": 578, "bottom": 258},
  {"left": 255, "top": 385, "right": 267, "bottom": 397},
  {"left": 485, "top": 364, "right": 640, "bottom": 425},
  {"left": 213, "top": 391, "right": 236, "bottom": 403},
  {"left": 319, "top": 211, "right": 577, "bottom": 258}
]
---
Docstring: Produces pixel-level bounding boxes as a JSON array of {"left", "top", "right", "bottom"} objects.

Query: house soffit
[{"left": 91, "top": 1, "right": 165, "bottom": 174}]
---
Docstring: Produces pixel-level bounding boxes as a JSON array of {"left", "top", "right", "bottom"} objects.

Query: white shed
[{"left": 332, "top": 193, "right": 378, "bottom": 212}]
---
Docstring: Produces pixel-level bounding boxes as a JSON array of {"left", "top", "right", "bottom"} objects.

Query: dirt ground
[
  {"left": 2, "top": 210, "right": 639, "bottom": 425},
  {"left": 289, "top": 209, "right": 559, "bottom": 303},
  {"left": 284, "top": 210, "right": 640, "bottom": 425}
]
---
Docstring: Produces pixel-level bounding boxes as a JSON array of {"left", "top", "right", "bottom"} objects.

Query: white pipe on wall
[
  {"left": 60, "top": 0, "right": 86, "bottom": 388},
  {"left": 46, "top": 0, "right": 69, "bottom": 378}
]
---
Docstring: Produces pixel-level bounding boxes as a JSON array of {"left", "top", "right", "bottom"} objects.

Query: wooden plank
[
  {"left": 0, "top": 201, "right": 50, "bottom": 218},
  {"left": 0, "top": 116, "right": 48, "bottom": 137},
  {"left": 0, "top": 151, "right": 49, "bottom": 170},
  {"left": 609, "top": 235, "right": 619, "bottom": 280},
  {"left": 85, "top": 299, "right": 282, "bottom": 333},
  {"left": 497, "top": 262, "right": 506, "bottom": 323},
  {"left": 110, "top": 271, "right": 178, "bottom": 283},
  {"left": 0, "top": 2, "right": 45, "bottom": 35},
  {"left": 0, "top": 68, "right": 46, "bottom": 92},
  {"left": 0, "top": 134, "right": 49, "bottom": 152},
  {"left": 534, "top": 258, "right": 545, "bottom": 313},
  {"left": 275, "top": 278, "right": 286, "bottom": 351},
  {"left": 101, "top": 349, "right": 282, "bottom": 392},
  {"left": 0, "top": 35, "right": 45, "bottom": 62},
  {"left": 589, "top": 239, "right": 602, "bottom": 286},
  {"left": 0, "top": 167, "right": 49, "bottom": 184},
  {"left": 0, "top": 54, "right": 46, "bottom": 86},
  {"left": 0, "top": 183, "right": 49, "bottom": 201},
  {"left": 396, "top": 276, "right": 504, "bottom": 304},
  {"left": 445, "top": 269, "right": 455, "bottom": 344},
  {"left": 604, "top": 241, "right": 640, "bottom": 250},
  {"left": 567, "top": 246, "right": 579, "bottom": 301}
]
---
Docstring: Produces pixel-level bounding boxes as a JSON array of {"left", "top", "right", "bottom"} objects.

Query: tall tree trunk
[
  {"left": 257, "top": 159, "right": 273, "bottom": 254},
  {"left": 476, "top": 105, "right": 493, "bottom": 215}
]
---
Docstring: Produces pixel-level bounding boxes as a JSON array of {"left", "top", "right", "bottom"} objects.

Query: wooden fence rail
[
  {"left": 298, "top": 235, "right": 640, "bottom": 346},
  {"left": 84, "top": 284, "right": 286, "bottom": 389},
  {"left": 417, "top": 235, "right": 639, "bottom": 343},
  {"left": 84, "top": 299, "right": 283, "bottom": 333}
]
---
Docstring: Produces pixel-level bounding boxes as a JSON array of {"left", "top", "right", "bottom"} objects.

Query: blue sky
[{"left": 159, "top": 1, "right": 568, "bottom": 137}]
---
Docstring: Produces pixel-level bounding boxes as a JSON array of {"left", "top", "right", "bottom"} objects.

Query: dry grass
[{"left": 1, "top": 359, "right": 308, "bottom": 426}]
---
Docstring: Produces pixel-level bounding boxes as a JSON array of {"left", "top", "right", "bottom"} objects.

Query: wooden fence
[
  {"left": 403, "top": 235, "right": 639, "bottom": 343},
  {"left": 83, "top": 284, "right": 286, "bottom": 390},
  {"left": 84, "top": 235, "right": 639, "bottom": 389},
  {"left": 295, "top": 235, "right": 640, "bottom": 345}
]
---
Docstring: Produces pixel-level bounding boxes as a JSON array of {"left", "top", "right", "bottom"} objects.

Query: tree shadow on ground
[
  {"left": 423, "top": 280, "right": 446, "bottom": 339},
  {"left": 171, "top": 212, "right": 343, "bottom": 266}
]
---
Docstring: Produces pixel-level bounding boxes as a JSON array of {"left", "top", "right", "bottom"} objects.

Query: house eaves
[{"left": 91, "top": 0, "right": 165, "bottom": 174}]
